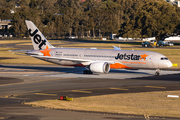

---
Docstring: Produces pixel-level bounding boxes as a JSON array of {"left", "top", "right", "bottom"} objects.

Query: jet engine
[{"left": 89, "top": 62, "right": 110, "bottom": 73}]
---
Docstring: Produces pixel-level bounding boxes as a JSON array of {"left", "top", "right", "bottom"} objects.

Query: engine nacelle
[{"left": 89, "top": 62, "right": 110, "bottom": 73}]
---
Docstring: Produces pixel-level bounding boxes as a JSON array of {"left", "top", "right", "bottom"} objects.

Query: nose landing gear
[{"left": 155, "top": 69, "right": 161, "bottom": 76}]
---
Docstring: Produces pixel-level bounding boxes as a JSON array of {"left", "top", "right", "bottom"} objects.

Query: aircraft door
[
  {"left": 148, "top": 55, "right": 154, "bottom": 61},
  {"left": 147, "top": 55, "right": 154, "bottom": 68}
]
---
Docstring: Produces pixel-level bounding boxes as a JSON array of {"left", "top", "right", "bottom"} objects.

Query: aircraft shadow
[
  {"left": 0, "top": 64, "right": 151, "bottom": 75},
  {"left": 131, "top": 73, "right": 180, "bottom": 81},
  {"left": 0, "top": 65, "right": 84, "bottom": 73},
  {"left": 109, "top": 69, "right": 150, "bottom": 74}
]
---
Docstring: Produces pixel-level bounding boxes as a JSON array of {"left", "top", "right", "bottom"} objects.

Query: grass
[
  {"left": 0, "top": 40, "right": 29, "bottom": 44},
  {"left": 25, "top": 90, "right": 180, "bottom": 118},
  {"left": 0, "top": 47, "right": 51, "bottom": 64},
  {"left": 16, "top": 42, "right": 64, "bottom": 46},
  {"left": 62, "top": 43, "right": 139, "bottom": 48}
]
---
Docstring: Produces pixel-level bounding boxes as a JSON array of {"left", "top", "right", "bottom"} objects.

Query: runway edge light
[
  {"left": 60, "top": 96, "right": 73, "bottom": 101},
  {"left": 167, "top": 95, "right": 179, "bottom": 98}
]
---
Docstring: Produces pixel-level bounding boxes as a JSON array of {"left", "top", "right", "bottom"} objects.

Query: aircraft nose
[{"left": 167, "top": 60, "right": 173, "bottom": 68}]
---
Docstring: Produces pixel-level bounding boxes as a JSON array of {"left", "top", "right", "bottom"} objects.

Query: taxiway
[{"left": 0, "top": 64, "right": 180, "bottom": 120}]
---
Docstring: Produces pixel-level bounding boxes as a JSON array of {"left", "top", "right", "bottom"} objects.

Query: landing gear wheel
[
  {"left": 155, "top": 69, "right": 161, "bottom": 76},
  {"left": 155, "top": 72, "right": 160, "bottom": 76},
  {"left": 83, "top": 70, "right": 93, "bottom": 74}
]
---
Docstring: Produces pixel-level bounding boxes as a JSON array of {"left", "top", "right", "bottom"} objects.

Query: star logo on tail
[{"left": 40, "top": 46, "right": 51, "bottom": 56}]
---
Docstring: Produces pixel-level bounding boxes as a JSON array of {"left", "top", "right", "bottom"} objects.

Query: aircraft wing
[{"left": 31, "top": 55, "right": 115, "bottom": 65}]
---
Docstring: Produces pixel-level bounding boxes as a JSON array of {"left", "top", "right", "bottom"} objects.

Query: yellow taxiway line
[
  {"left": 145, "top": 86, "right": 166, "bottom": 89},
  {"left": 71, "top": 90, "right": 92, "bottom": 93},
  {"left": 34, "top": 93, "right": 57, "bottom": 96},
  {"left": 109, "top": 87, "right": 129, "bottom": 91}
]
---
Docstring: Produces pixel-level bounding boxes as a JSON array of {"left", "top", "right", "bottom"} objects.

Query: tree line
[{"left": 1, "top": 0, "right": 180, "bottom": 39}]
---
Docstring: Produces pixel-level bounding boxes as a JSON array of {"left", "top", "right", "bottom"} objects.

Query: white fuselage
[{"left": 28, "top": 48, "right": 172, "bottom": 69}]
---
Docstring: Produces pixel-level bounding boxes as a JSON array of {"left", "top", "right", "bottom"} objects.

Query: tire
[
  {"left": 155, "top": 72, "right": 160, "bottom": 76},
  {"left": 83, "top": 70, "right": 87, "bottom": 74},
  {"left": 83, "top": 70, "right": 93, "bottom": 74}
]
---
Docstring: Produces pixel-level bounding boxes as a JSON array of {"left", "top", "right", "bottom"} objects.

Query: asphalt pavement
[{"left": 0, "top": 64, "right": 180, "bottom": 120}]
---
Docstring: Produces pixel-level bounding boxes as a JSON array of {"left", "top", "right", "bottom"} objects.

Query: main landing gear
[
  {"left": 83, "top": 66, "right": 93, "bottom": 74},
  {"left": 155, "top": 69, "right": 161, "bottom": 76},
  {"left": 83, "top": 70, "right": 93, "bottom": 74}
]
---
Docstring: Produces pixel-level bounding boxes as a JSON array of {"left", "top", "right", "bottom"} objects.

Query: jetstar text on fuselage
[{"left": 115, "top": 53, "right": 148, "bottom": 61}]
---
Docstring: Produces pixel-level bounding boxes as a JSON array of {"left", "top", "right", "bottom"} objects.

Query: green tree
[
  {"left": 0, "top": 8, "right": 11, "bottom": 20},
  {"left": 119, "top": 0, "right": 180, "bottom": 39}
]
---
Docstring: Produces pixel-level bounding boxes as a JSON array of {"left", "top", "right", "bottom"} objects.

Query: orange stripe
[{"left": 110, "top": 63, "right": 132, "bottom": 69}]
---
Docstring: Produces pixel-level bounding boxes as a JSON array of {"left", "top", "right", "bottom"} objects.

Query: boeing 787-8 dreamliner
[{"left": 25, "top": 20, "right": 172, "bottom": 75}]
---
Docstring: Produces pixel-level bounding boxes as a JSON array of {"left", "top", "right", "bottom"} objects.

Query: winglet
[
  {"left": 113, "top": 46, "right": 121, "bottom": 50},
  {"left": 25, "top": 20, "right": 55, "bottom": 50}
]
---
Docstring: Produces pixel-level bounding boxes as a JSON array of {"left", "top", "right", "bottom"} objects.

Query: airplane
[
  {"left": 24, "top": 20, "right": 173, "bottom": 76},
  {"left": 142, "top": 37, "right": 156, "bottom": 41}
]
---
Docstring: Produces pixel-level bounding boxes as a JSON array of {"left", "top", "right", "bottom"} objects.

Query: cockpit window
[{"left": 161, "top": 57, "right": 168, "bottom": 60}]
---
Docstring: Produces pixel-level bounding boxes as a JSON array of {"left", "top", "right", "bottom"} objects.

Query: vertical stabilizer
[{"left": 25, "top": 20, "right": 54, "bottom": 50}]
